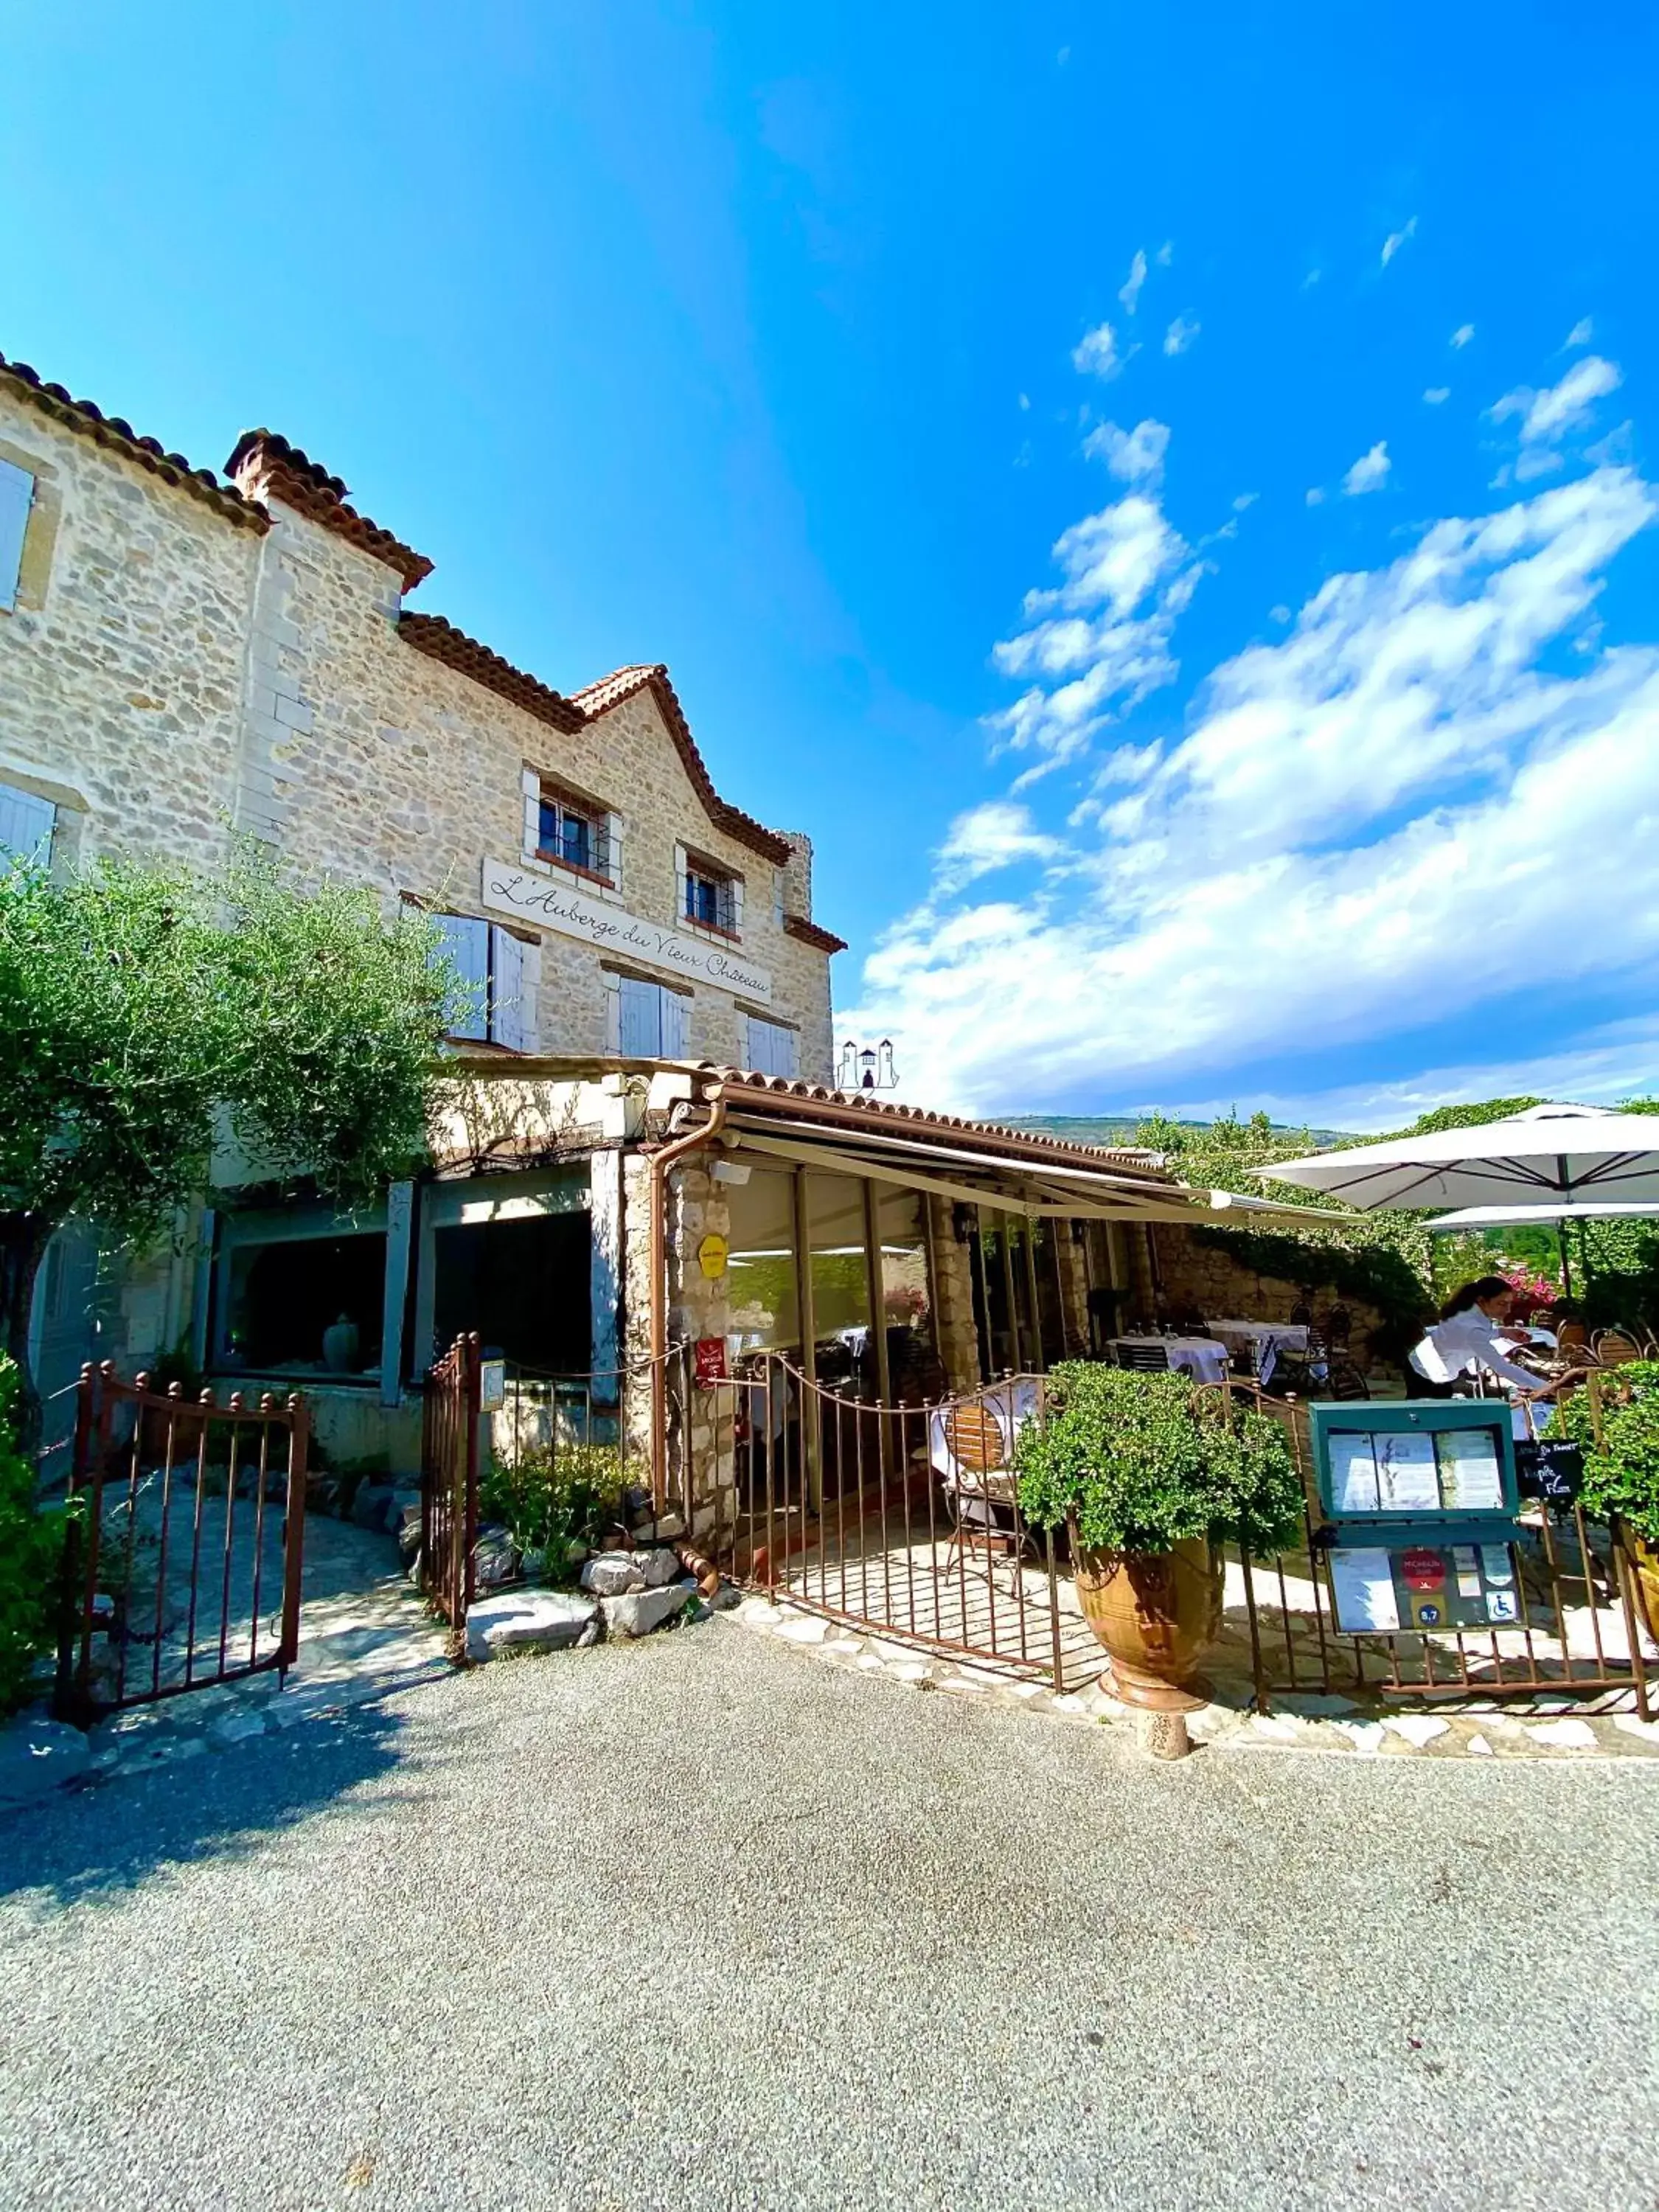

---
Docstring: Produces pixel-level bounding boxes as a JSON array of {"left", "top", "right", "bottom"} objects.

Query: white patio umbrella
[
  {"left": 1262, "top": 1102, "right": 1659, "bottom": 1210},
  {"left": 1265, "top": 1101, "right": 1659, "bottom": 1298}
]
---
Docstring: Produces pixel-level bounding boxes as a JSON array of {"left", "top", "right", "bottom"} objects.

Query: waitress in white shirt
[{"left": 1409, "top": 1277, "right": 1545, "bottom": 1398}]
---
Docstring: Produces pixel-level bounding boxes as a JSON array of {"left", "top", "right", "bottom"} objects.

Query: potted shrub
[
  {"left": 1558, "top": 1360, "right": 1659, "bottom": 1644},
  {"left": 1015, "top": 1363, "right": 1304, "bottom": 1710}
]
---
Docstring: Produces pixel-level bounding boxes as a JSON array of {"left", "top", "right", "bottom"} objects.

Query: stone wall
[
  {"left": 0, "top": 398, "right": 260, "bottom": 873},
  {"left": 1152, "top": 1225, "right": 1391, "bottom": 1367},
  {"left": 927, "top": 1196, "right": 981, "bottom": 1395}
]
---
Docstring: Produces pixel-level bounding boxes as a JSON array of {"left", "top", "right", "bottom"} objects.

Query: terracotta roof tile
[
  {"left": 700, "top": 1065, "right": 1164, "bottom": 1172},
  {"left": 0, "top": 350, "right": 268, "bottom": 532},
  {"left": 784, "top": 914, "right": 847, "bottom": 956},
  {"left": 397, "top": 613, "right": 585, "bottom": 732},
  {"left": 225, "top": 429, "right": 434, "bottom": 591},
  {"left": 570, "top": 664, "right": 793, "bottom": 868}
]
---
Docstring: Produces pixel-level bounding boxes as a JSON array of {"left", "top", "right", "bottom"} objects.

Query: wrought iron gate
[
  {"left": 54, "top": 1363, "right": 308, "bottom": 1723},
  {"left": 420, "top": 1332, "right": 481, "bottom": 1635}
]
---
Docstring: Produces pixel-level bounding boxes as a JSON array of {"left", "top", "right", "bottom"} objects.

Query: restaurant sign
[{"left": 480, "top": 860, "right": 772, "bottom": 1004}]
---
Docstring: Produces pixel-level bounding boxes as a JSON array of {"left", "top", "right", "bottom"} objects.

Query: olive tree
[{"left": 0, "top": 844, "right": 453, "bottom": 1441}]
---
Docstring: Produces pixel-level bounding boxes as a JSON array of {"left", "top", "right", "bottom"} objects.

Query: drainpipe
[{"left": 647, "top": 1092, "right": 728, "bottom": 1504}]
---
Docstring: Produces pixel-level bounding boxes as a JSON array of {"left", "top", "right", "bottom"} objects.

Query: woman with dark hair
[{"left": 1408, "top": 1277, "right": 1546, "bottom": 1398}]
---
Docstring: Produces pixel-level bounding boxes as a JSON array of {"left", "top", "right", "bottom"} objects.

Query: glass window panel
[
  {"left": 223, "top": 1234, "right": 386, "bottom": 1373},
  {"left": 726, "top": 1166, "right": 799, "bottom": 1351},
  {"left": 807, "top": 1172, "right": 870, "bottom": 1388}
]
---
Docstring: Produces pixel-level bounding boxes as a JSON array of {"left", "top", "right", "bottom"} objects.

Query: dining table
[
  {"left": 1203, "top": 1318, "right": 1312, "bottom": 1385},
  {"left": 1107, "top": 1334, "right": 1233, "bottom": 1386}
]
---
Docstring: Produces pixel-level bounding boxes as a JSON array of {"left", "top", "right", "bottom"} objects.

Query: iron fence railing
[{"left": 53, "top": 1363, "right": 307, "bottom": 1724}]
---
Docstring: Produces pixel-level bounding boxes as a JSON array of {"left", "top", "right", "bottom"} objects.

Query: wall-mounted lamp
[
  {"left": 837, "top": 1037, "right": 899, "bottom": 1093},
  {"left": 951, "top": 1201, "right": 978, "bottom": 1245}
]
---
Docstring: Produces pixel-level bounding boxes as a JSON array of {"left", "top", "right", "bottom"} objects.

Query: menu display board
[
  {"left": 1311, "top": 1400, "right": 1523, "bottom": 1640},
  {"left": 1328, "top": 1540, "right": 1522, "bottom": 1635},
  {"left": 1324, "top": 1421, "right": 1509, "bottom": 1519}
]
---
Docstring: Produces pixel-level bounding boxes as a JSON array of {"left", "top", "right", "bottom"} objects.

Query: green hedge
[{"left": 0, "top": 1357, "right": 73, "bottom": 1714}]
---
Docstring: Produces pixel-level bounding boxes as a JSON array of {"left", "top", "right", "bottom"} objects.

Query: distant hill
[{"left": 1003, "top": 1114, "right": 1357, "bottom": 1151}]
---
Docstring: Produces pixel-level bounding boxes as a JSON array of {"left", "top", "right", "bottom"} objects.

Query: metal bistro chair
[
  {"left": 939, "top": 1402, "right": 1031, "bottom": 1582},
  {"left": 1592, "top": 1327, "right": 1644, "bottom": 1366},
  {"left": 1114, "top": 1340, "right": 1172, "bottom": 1374}
]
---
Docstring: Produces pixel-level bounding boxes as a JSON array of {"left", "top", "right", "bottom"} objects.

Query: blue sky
[{"left": 4, "top": 4, "right": 1658, "bottom": 1129}]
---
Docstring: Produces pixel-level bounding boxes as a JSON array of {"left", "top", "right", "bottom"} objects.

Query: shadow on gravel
[{"left": 0, "top": 1697, "right": 413, "bottom": 1910}]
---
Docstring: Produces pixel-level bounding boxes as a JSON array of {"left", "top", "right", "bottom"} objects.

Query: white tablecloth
[
  {"left": 1205, "top": 1319, "right": 1311, "bottom": 1384},
  {"left": 1109, "top": 1335, "right": 1231, "bottom": 1386}
]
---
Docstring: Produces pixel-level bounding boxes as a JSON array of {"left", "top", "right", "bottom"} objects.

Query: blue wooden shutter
[
  {"left": 0, "top": 460, "right": 32, "bottom": 613},
  {"left": 0, "top": 779, "right": 55, "bottom": 866},
  {"left": 433, "top": 915, "right": 489, "bottom": 1040},
  {"left": 488, "top": 925, "right": 531, "bottom": 1051},
  {"left": 661, "top": 988, "right": 690, "bottom": 1060},
  {"left": 619, "top": 977, "right": 661, "bottom": 1056}
]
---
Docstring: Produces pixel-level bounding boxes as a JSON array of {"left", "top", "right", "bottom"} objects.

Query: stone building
[
  {"left": 0, "top": 346, "right": 1345, "bottom": 1486},
  {"left": 0, "top": 349, "right": 841, "bottom": 1432}
]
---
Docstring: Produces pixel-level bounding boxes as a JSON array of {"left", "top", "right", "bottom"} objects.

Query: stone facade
[
  {"left": 0, "top": 368, "right": 838, "bottom": 1085},
  {"left": 0, "top": 360, "right": 841, "bottom": 1391}
]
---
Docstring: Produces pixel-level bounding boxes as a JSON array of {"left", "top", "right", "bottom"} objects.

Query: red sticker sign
[{"left": 1401, "top": 1548, "right": 1446, "bottom": 1590}]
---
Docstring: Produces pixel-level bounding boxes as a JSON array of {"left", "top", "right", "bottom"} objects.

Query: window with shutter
[
  {"left": 619, "top": 976, "right": 662, "bottom": 1056},
  {"left": 0, "top": 779, "right": 55, "bottom": 867},
  {"left": 745, "top": 1016, "right": 796, "bottom": 1078},
  {"left": 488, "top": 925, "right": 532, "bottom": 1051},
  {"left": 661, "top": 989, "right": 690, "bottom": 1059},
  {"left": 0, "top": 459, "right": 32, "bottom": 613},
  {"left": 432, "top": 915, "right": 490, "bottom": 1040}
]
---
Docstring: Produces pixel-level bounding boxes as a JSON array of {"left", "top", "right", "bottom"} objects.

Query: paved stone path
[
  {"left": 2, "top": 1621, "right": 1656, "bottom": 2211},
  {"left": 79, "top": 1514, "right": 450, "bottom": 1784},
  {"left": 731, "top": 1593, "right": 1659, "bottom": 1761}
]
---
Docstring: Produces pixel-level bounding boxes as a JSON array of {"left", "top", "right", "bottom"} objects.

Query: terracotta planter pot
[
  {"left": 1074, "top": 1536, "right": 1224, "bottom": 1712},
  {"left": 1621, "top": 1527, "right": 1659, "bottom": 1649}
]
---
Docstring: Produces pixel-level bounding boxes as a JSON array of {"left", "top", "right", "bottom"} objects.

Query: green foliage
[
  {"left": 0, "top": 1357, "right": 72, "bottom": 1714},
  {"left": 480, "top": 1440, "right": 629, "bottom": 1579},
  {"left": 1014, "top": 1362, "right": 1305, "bottom": 1557},
  {"left": 0, "top": 845, "right": 454, "bottom": 1396},
  {"left": 1556, "top": 1362, "right": 1659, "bottom": 1545},
  {"left": 1396, "top": 1096, "right": 1543, "bottom": 1135},
  {"left": 1133, "top": 1110, "right": 1436, "bottom": 1349}
]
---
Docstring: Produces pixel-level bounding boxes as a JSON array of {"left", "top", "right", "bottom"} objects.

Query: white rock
[
  {"left": 1467, "top": 1733, "right": 1495, "bottom": 1756},
  {"left": 1383, "top": 1714, "right": 1450, "bottom": 1748},
  {"left": 581, "top": 1553, "right": 647, "bottom": 1597},
  {"left": 773, "top": 1613, "right": 830, "bottom": 1644},
  {"left": 1613, "top": 1714, "right": 1659, "bottom": 1742},
  {"left": 0, "top": 1716, "right": 90, "bottom": 1805},
  {"left": 1251, "top": 1714, "right": 1301, "bottom": 1742},
  {"left": 1526, "top": 1717, "right": 1598, "bottom": 1749},
  {"left": 466, "top": 1589, "right": 599, "bottom": 1661},
  {"left": 636, "top": 1548, "right": 684, "bottom": 1590},
  {"left": 1334, "top": 1719, "right": 1387, "bottom": 1755},
  {"left": 599, "top": 1579, "right": 698, "bottom": 1640}
]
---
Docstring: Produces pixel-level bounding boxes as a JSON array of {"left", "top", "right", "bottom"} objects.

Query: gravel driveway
[{"left": 1, "top": 1618, "right": 1655, "bottom": 2211}]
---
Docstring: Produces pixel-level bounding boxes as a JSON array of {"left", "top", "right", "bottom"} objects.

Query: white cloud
[
  {"left": 989, "top": 422, "right": 1203, "bottom": 771},
  {"left": 1452, "top": 323, "right": 1475, "bottom": 349},
  {"left": 1017, "top": 392, "right": 1030, "bottom": 411},
  {"left": 1342, "top": 440, "right": 1391, "bottom": 495},
  {"left": 1381, "top": 218, "right": 1417, "bottom": 266},
  {"left": 844, "top": 465, "right": 1659, "bottom": 1113},
  {"left": 1081, "top": 417, "right": 1169, "bottom": 485},
  {"left": 933, "top": 801, "right": 1062, "bottom": 893},
  {"left": 1155, "top": 241, "right": 1173, "bottom": 268},
  {"left": 1305, "top": 486, "right": 1326, "bottom": 507},
  {"left": 1072, "top": 321, "right": 1124, "bottom": 379},
  {"left": 1494, "top": 355, "right": 1622, "bottom": 447},
  {"left": 1232, "top": 492, "right": 1259, "bottom": 512},
  {"left": 1118, "top": 249, "right": 1147, "bottom": 315},
  {"left": 1424, "top": 386, "right": 1450, "bottom": 406},
  {"left": 1567, "top": 317, "right": 1593, "bottom": 348},
  {"left": 1163, "top": 315, "right": 1200, "bottom": 356}
]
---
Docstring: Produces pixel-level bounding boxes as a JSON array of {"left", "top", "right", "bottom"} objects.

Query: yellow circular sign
[{"left": 697, "top": 1231, "right": 730, "bottom": 1280}]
